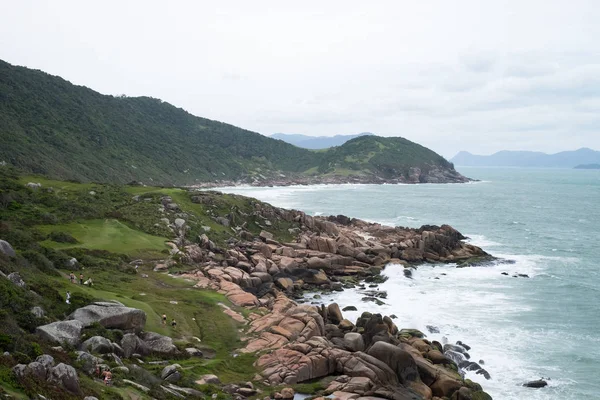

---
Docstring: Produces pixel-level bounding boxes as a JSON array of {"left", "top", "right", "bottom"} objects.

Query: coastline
[
  {"left": 176, "top": 195, "right": 495, "bottom": 399},
  {"left": 188, "top": 168, "right": 473, "bottom": 189}
]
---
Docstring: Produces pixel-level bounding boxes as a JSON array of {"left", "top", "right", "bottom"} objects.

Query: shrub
[{"left": 49, "top": 231, "right": 78, "bottom": 244}]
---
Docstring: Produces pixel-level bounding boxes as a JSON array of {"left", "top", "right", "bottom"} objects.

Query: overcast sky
[{"left": 1, "top": 0, "right": 599, "bottom": 157}]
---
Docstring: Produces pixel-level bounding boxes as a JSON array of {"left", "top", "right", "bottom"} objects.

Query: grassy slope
[
  {"left": 37, "top": 219, "right": 168, "bottom": 258},
  {"left": 0, "top": 167, "right": 295, "bottom": 399}
]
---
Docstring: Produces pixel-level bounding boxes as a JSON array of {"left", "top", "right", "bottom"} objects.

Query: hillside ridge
[{"left": 0, "top": 60, "right": 467, "bottom": 185}]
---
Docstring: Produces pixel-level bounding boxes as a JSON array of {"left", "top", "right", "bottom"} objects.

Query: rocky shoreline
[
  {"left": 174, "top": 203, "right": 495, "bottom": 399},
  {"left": 12, "top": 193, "right": 495, "bottom": 399},
  {"left": 189, "top": 166, "right": 472, "bottom": 189}
]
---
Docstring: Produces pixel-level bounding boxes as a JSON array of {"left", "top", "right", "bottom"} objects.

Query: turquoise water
[{"left": 217, "top": 167, "right": 600, "bottom": 399}]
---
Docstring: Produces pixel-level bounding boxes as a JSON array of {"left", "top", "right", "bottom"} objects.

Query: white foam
[{"left": 316, "top": 253, "right": 581, "bottom": 400}]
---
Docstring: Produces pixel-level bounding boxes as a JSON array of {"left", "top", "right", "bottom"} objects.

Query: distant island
[
  {"left": 574, "top": 163, "right": 600, "bottom": 169},
  {"left": 452, "top": 148, "right": 600, "bottom": 168},
  {"left": 270, "top": 132, "right": 374, "bottom": 149}
]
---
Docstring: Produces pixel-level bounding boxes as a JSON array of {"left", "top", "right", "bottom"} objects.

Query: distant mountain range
[
  {"left": 270, "top": 132, "right": 374, "bottom": 149},
  {"left": 451, "top": 148, "right": 600, "bottom": 168}
]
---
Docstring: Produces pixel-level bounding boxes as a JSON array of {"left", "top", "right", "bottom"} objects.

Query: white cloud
[{"left": 0, "top": 0, "right": 599, "bottom": 157}]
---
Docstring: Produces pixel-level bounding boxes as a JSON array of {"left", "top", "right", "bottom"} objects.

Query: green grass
[
  {"left": 18, "top": 175, "right": 96, "bottom": 192},
  {"left": 37, "top": 219, "right": 168, "bottom": 258}
]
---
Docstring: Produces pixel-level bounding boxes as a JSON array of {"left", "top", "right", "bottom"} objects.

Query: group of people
[
  {"left": 162, "top": 314, "right": 177, "bottom": 328},
  {"left": 95, "top": 365, "right": 112, "bottom": 385},
  {"left": 69, "top": 272, "right": 93, "bottom": 286}
]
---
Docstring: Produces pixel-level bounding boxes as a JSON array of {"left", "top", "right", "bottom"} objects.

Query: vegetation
[
  {"left": 0, "top": 59, "right": 460, "bottom": 185},
  {"left": 0, "top": 165, "right": 306, "bottom": 398}
]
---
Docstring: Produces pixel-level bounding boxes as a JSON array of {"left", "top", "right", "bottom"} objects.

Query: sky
[{"left": 1, "top": 0, "right": 599, "bottom": 158}]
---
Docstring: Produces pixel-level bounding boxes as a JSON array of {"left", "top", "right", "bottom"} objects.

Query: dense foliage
[{"left": 0, "top": 59, "right": 458, "bottom": 185}]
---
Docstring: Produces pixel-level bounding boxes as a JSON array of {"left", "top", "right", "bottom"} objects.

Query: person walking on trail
[
  {"left": 79, "top": 273, "right": 84, "bottom": 285},
  {"left": 171, "top": 319, "right": 177, "bottom": 329},
  {"left": 69, "top": 272, "right": 75, "bottom": 283},
  {"left": 66, "top": 291, "right": 71, "bottom": 304},
  {"left": 162, "top": 314, "right": 167, "bottom": 325}
]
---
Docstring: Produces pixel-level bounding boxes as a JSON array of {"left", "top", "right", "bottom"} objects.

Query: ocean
[{"left": 217, "top": 167, "right": 600, "bottom": 400}]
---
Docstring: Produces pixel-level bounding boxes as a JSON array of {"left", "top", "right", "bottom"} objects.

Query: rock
[
  {"left": 36, "top": 320, "right": 84, "bottom": 346},
  {"left": 523, "top": 379, "right": 548, "bottom": 388},
  {"left": 367, "top": 341, "right": 419, "bottom": 384},
  {"left": 0, "top": 240, "right": 16, "bottom": 257},
  {"left": 196, "top": 374, "right": 221, "bottom": 385},
  {"left": 7, "top": 272, "right": 26, "bottom": 288},
  {"left": 36, "top": 354, "right": 55, "bottom": 371},
  {"left": 260, "top": 230, "right": 274, "bottom": 241},
  {"left": 140, "top": 332, "right": 179, "bottom": 355},
  {"left": 48, "top": 363, "right": 80, "bottom": 393},
  {"left": 343, "top": 332, "right": 365, "bottom": 352},
  {"left": 237, "top": 387, "right": 257, "bottom": 396},
  {"left": 26, "top": 182, "right": 42, "bottom": 189},
  {"left": 280, "top": 387, "right": 295, "bottom": 399},
  {"left": 185, "top": 347, "right": 203, "bottom": 357},
  {"left": 123, "top": 379, "right": 151, "bottom": 392},
  {"left": 339, "top": 319, "right": 355, "bottom": 330},
  {"left": 31, "top": 306, "right": 45, "bottom": 318},
  {"left": 342, "top": 306, "right": 358, "bottom": 312},
  {"left": 161, "top": 364, "right": 181, "bottom": 382},
  {"left": 68, "top": 301, "right": 146, "bottom": 332},
  {"left": 174, "top": 218, "right": 186, "bottom": 229},
  {"left": 82, "top": 336, "right": 114, "bottom": 354},
  {"left": 426, "top": 325, "right": 440, "bottom": 334},
  {"left": 66, "top": 257, "right": 79, "bottom": 269},
  {"left": 327, "top": 303, "right": 344, "bottom": 324},
  {"left": 399, "top": 329, "right": 425, "bottom": 338},
  {"left": 75, "top": 351, "right": 104, "bottom": 375},
  {"left": 275, "top": 277, "right": 294, "bottom": 291},
  {"left": 430, "top": 373, "right": 462, "bottom": 398},
  {"left": 84, "top": 397, "right": 99, "bottom": 400}
]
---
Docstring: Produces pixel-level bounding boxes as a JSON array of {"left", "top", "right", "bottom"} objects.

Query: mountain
[
  {"left": 0, "top": 59, "right": 466, "bottom": 185},
  {"left": 451, "top": 148, "right": 600, "bottom": 168},
  {"left": 574, "top": 163, "right": 600, "bottom": 169},
  {"left": 270, "top": 132, "right": 374, "bottom": 149}
]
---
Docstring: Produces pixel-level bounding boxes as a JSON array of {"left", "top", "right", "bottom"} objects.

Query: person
[
  {"left": 79, "top": 273, "right": 84, "bottom": 285},
  {"left": 102, "top": 368, "right": 112, "bottom": 385},
  {"left": 69, "top": 272, "right": 75, "bottom": 283},
  {"left": 162, "top": 314, "right": 167, "bottom": 325},
  {"left": 171, "top": 318, "right": 177, "bottom": 329},
  {"left": 66, "top": 291, "right": 71, "bottom": 304}
]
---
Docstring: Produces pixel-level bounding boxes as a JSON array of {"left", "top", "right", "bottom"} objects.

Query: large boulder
[
  {"left": 48, "top": 363, "right": 80, "bottom": 393},
  {"left": 75, "top": 351, "right": 104, "bottom": 375},
  {"left": 367, "top": 341, "right": 419, "bottom": 384},
  {"left": 121, "top": 333, "right": 150, "bottom": 358},
  {"left": 82, "top": 336, "right": 113, "bottom": 354},
  {"left": 36, "top": 320, "right": 84, "bottom": 346},
  {"left": 69, "top": 301, "right": 146, "bottom": 332},
  {"left": 140, "top": 332, "right": 179, "bottom": 356},
  {"left": 343, "top": 332, "right": 365, "bottom": 352},
  {"left": 0, "top": 240, "right": 15, "bottom": 257}
]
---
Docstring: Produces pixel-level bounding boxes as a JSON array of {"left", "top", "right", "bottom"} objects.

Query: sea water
[{"left": 217, "top": 167, "right": 600, "bottom": 400}]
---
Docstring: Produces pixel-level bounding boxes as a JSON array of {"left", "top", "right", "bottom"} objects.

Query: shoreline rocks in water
[{"left": 173, "top": 207, "right": 495, "bottom": 398}]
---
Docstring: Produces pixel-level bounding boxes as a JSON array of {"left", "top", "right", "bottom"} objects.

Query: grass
[{"left": 37, "top": 219, "right": 168, "bottom": 258}]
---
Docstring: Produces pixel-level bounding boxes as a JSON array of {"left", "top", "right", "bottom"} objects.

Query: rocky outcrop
[
  {"left": 36, "top": 320, "right": 84, "bottom": 346},
  {"left": 0, "top": 239, "right": 15, "bottom": 257},
  {"left": 68, "top": 301, "right": 146, "bottom": 332},
  {"left": 7, "top": 272, "right": 26, "bottom": 288},
  {"left": 48, "top": 363, "right": 80, "bottom": 393},
  {"left": 253, "top": 305, "right": 492, "bottom": 400}
]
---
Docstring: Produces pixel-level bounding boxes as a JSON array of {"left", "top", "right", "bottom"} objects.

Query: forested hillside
[{"left": 0, "top": 60, "right": 466, "bottom": 185}]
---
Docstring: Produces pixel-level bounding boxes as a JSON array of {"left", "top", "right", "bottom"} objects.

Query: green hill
[{"left": 0, "top": 59, "right": 466, "bottom": 185}]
